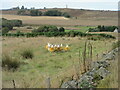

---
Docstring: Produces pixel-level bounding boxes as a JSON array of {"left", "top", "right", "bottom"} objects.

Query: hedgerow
[{"left": 1, "top": 31, "right": 116, "bottom": 39}]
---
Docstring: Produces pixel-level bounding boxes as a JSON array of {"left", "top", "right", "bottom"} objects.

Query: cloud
[
  {"left": 1, "top": 0, "right": 118, "bottom": 10},
  {"left": 2, "top": 0, "right": 119, "bottom": 2}
]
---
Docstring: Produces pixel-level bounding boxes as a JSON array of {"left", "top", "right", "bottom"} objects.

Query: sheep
[
  {"left": 46, "top": 43, "right": 51, "bottom": 49},
  {"left": 45, "top": 43, "right": 70, "bottom": 52},
  {"left": 49, "top": 45, "right": 55, "bottom": 52},
  {"left": 64, "top": 44, "right": 70, "bottom": 51}
]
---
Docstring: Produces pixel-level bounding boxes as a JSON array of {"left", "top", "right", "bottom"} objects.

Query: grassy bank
[{"left": 2, "top": 36, "right": 116, "bottom": 88}]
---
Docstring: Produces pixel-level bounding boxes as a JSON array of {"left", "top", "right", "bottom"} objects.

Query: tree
[
  {"left": 62, "top": 12, "right": 71, "bottom": 18},
  {"left": 17, "top": 10, "right": 26, "bottom": 15},
  {"left": 16, "top": 6, "right": 19, "bottom": 9},
  {"left": 2, "top": 18, "right": 22, "bottom": 31},
  {"left": 32, "top": 25, "right": 59, "bottom": 33},
  {"left": 30, "top": 10, "right": 42, "bottom": 16},
  {"left": 31, "top": 7, "right": 35, "bottom": 10},
  {"left": 21, "top": 6, "right": 24, "bottom": 9},
  {"left": 38, "top": 11, "right": 42, "bottom": 16},
  {"left": 44, "top": 10, "right": 62, "bottom": 16},
  {"left": 48, "top": 25, "right": 58, "bottom": 32},
  {"left": 59, "top": 27, "right": 65, "bottom": 32},
  {"left": 2, "top": 20, "right": 13, "bottom": 30},
  {"left": 10, "top": 20, "right": 22, "bottom": 27},
  {"left": 2, "top": 27, "right": 9, "bottom": 34},
  {"left": 44, "top": 7, "right": 46, "bottom": 9}
]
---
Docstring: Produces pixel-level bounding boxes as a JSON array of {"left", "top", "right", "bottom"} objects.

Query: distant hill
[
  {"left": 2, "top": 8, "right": 117, "bottom": 18},
  {"left": 1, "top": 8, "right": 118, "bottom": 26}
]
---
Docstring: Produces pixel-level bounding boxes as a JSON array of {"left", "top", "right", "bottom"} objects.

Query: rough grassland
[
  {"left": 2, "top": 36, "right": 116, "bottom": 88},
  {"left": 2, "top": 14, "right": 117, "bottom": 26}
]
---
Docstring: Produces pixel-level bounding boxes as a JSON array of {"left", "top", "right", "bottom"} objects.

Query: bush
[
  {"left": 89, "top": 25, "right": 118, "bottom": 32},
  {"left": 59, "top": 27, "right": 65, "bottom": 32},
  {"left": 30, "top": 9, "right": 42, "bottom": 16},
  {"left": 2, "top": 53, "right": 20, "bottom": 70},
  {"left": 32, "top": 25, "right": 61, "bottom": 33},
  {"left": 21, "top": 49, "right": 34, "bottom": 59},
  {"left": 2, "top": 20, "right": 13, "bottom": 30},
  {"left": 10, "top": 20, "right": 22, "bottom": 27},
  {"left": 2, "top": 27, "right": 9, "bottom": 34},
  {"left": 62, "top": 12, "right": 71, "bottom": 18},
  {"left": 112, "top": 41, "right": 120, "bottom": 49},
  {"left": 2, "top": 18, "right": 22, "bottom": 31},
  {"left": 44, "top": 10, "right": 62, "bottom": 16},
  {"left": 17, "top": 10, "right": 26, "bottom": 15},
  {"left": 88, "top": 28, "right": 100, "bottom": 32},
  {"left": 27, "top": 26, "right": 32, "bottom": 29}
]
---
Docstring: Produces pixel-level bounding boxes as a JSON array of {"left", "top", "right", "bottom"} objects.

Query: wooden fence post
[
  {"left": 12, "top": 80, "right": 16, "bottom": 88},
  {"left": 46, "top": 77, "right": 51, "bottom": 88}
]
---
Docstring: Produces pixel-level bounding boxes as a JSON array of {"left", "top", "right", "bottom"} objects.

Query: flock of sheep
[{"left": 45, "top": 43, "right": 70, "bottom": 52}]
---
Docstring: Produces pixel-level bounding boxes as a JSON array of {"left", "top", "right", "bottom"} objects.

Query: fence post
[
  {"left": 12, "top": 80, "right": 16, "bottom": 88},
  {"left": 46, "top": 77, "right": 51, "bottom": 88}
]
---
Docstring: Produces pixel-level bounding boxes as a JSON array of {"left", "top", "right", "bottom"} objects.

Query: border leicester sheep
[{"left": 45, "top": 43, "right": 70, "bottom": 52}]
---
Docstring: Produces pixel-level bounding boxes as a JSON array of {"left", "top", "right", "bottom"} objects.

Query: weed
[
  {"left": 2, "top": 53, "right": 20, "bottom": 70},
  {"left": 21, "top": 49, "right": 34, "bottom": 59}
]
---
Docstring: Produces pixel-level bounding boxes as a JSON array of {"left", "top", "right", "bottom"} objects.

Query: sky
[{"left": 1, "top": 0, "right": 120, "bottom": 10}]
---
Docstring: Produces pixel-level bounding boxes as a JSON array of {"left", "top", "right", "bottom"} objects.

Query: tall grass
[
  {"left": 112, "top": 41, "right": 120, "bottom": 49},
  {"left": 97, "top": 58, "right": 118, "bottom": 88},
  {"left": 2, "top": 53, "right": 20, "bottom": 70},
  {"left": 21, "top": 48, "right": 34, "bottom": 59},
  {"left": 80, "top": 41, "right": 93, "bottom": 74}
]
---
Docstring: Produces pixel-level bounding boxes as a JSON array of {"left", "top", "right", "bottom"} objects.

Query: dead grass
[{"left": 2, "top": 14, "right": 117, "bottom": 26}]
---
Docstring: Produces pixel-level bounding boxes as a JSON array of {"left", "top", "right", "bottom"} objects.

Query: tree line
[
  {"left": 89, "top": 25, "right": 118, "bottom": 32},
  {"left": 17, "top": 9, "right": 70, "bottom": 18},
  {"left": 1, "top": 18, "right": 22, "bottom": 34},
  {"left": 2, "top": 24, "right": 116, "bottom": 39},
  {"left": 11, "top": 6, "right": 71, "bottom": 18}
]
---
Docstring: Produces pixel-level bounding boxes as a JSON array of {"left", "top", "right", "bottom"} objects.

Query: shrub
[
  {"left": 89, "top": 25, "right": 118, "bottom": 32},
  {"left": 2, "top": 18, "right": 22, "bottom": 31},
  {"left": 69, "top": 31, "right": 76, "bottom": 37},
  {"left": 2, "top": 53, "right": 20, "bottom": 70},
  {"left": 112, "top": 41, "right": 120, "bottom": 49},
  {"left": 10, "top": 20, "right": 22, "bottom": 27},
  {"left": 2, "top": 27, "right": 9, "bottom": 34},
  {"left": 62, "top": 12, "right": 71, "bottom": 18},
  {"left": 88, "top": 28, "right": 100, "bottom": 32},
  {"left": 32, "top": 25, "right": 61, "bottom": 33},
  {"left": 44, "top": 10, "right": 62, "bottom": 16},
  {"left": 2, "top": 20, "right": 13, "bottom": 30},
  {"left": 59, "top": 27, "right": 65, "bottom": 32},
  {"left": 17, "top": 9, "right": 26, "bottom": 15},
  {"left": 30, "top": 9, "right": 42, "bottom": 16},
  {"left": 21, "top": 49, "right": 34, "bottom": 59},
  {"left": 27, "top": 26, "right": 32, "bottom": 29}
]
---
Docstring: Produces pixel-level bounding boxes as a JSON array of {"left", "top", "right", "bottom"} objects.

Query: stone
[
  {"left": 85, "top": 69, "right": 97, "bottom": 77},
  {"left": 96, "top": 67, "right": 110, "bottom": 78},
  {"left": 61, "top": 48, "right": 118, "bottom": 88},
  {"left": 61, "top": 82, "right": 73, "bottom": 88},
  {"left": 67, "top": 80, "right": 78, "bottom": 88},
  {"left": 78, "top": 75, "right": 94, "bottom": 88},
  {"left": 61, "top": 80, "right": 77, "bottom": 88},
  {"left": 91, "top": 61, "right": 110, "bottom": 70}
]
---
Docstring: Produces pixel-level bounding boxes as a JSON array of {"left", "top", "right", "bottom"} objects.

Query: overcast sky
[{"left": 1, "top": 0, "right": 120, "bottom": 10}]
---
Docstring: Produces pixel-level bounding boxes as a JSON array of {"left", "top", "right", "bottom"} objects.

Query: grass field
[
  {"left": 9, "top": 26, "right": 94, "bottom": 33},
  {"left": 2, "top": 36, "right": 116, "bottom": 88},
  {"left": 2, "top": 14, "right": 117, "bottom": 26},
  {"left": 65, "top": 26, "right": 95, "bottom": 33}
]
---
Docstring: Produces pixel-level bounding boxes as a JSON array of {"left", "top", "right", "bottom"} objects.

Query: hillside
[{"left": 2, "top": 8, "right": 118, "bottom": 26}]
